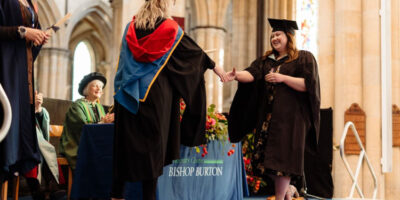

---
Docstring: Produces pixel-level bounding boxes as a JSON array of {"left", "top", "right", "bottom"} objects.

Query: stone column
[
  {"left": 97, "top": 61, "right": 112, "bottom": 105},
  {"left": 191, "top": 0, "right": 231, "bottom": 112},
  {"left": 109, "top": 0, "right": 124, "bottom": 105},
  {"left": 362, "top": 0, "right": 384, "bottom": 199},
  {"left": 392, "top": 0, "right": 400, "bottom": 113},
  {"left": 318, "top": 0, "right": 335, "bottom": 108},
  {"left": 35, "top": 48, "right": 70, "bottom": 99},
  {"left": 333, "top": 0, "right": 363, "bottom": 198},
  {"left": 191, "top": 28, "right": 226, "bottom": 111},
  {"left": 55, "top": 49, "right": 71, "bottom": 99},
  {"left": 387, "top": 0, "right": 400, "bottom": 198},
  {"left": 224, "top": 0, "right": 257, "bottom": 111},
  {"left": 35, "top": 50, "right": 50, "bottom": 94}
]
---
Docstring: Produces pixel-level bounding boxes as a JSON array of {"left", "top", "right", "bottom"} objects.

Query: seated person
[
  {"left": 25, "top": 91, "right": 64, "bottom": 200},
  {"left": 59, "top": 72, "right": 114, "bottom": 171}
]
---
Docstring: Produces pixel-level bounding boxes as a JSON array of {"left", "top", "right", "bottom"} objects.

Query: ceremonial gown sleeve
[
  {"left": 59, "top": 102, "right": 87, "bottom": 170},
  {"left": 228, "top": 58, "right": 264, "bottom": 143},
  {"left": 35, "top": 108, "right": 50, "bottom": 141},
  {"left": 298, "top": 51, "right": 321, "bottom": 147},
  {"left": 0, "top": 26, "right": 19, "bottom": 40},
  {"left": 166, "top": 35, "right": 215, "bottom": 146}
]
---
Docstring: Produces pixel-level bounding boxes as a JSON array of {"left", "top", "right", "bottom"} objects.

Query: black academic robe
[
  {"left": 113, "top": 34, "right": 215, "bottom": 183},
  {"left": 0, "top": 0, "right": 41, "bottom": 180},
  {"left": 228, "top": 50, "right": 320, "bottom": 176}
]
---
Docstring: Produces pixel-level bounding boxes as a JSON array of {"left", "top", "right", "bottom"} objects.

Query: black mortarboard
[
  {"left": 78, "top": 72, "right": 107, "bottom": 96},
  {"left": 268, "top": 18, "right": 298, "bottom": 35}
]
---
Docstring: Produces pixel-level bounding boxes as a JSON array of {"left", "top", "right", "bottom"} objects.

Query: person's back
[{"left": 111, "top": 1, "right": 228, "bottom": 200}]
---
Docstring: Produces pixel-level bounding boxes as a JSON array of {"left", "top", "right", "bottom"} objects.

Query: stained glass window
[{"left": 296, "top": 0, "right": 318, "bottom": 56}]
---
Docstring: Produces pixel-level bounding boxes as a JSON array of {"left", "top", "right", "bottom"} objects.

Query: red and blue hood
[
  {"left": 114, "top": 18, "right": 184, "bottom": 114},
  {"left": 126, "top": 17, "right": 179, "bottom": 62}
]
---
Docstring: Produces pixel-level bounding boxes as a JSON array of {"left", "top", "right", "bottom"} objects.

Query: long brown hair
[
  {"left": 264, "top": 32, "right": 299, "bottom": 63},
  {"left": 135, "top": 0, "right": 171, "bottom": 30}
]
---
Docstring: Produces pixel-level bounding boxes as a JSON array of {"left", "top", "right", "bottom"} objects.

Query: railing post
[
  {"left": 0, "top": 84, "right": 12, "bottom": 142},
  {"left": 339, "top": 121, "right": 378, "bottom": 199}
]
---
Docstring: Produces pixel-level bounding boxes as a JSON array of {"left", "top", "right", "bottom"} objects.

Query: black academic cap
[
  {"left": 268, "top": 18, "right": 298, "bottom": 35},
  {"left": 78, "top": 72, "right": 107, "bottom": 96}
]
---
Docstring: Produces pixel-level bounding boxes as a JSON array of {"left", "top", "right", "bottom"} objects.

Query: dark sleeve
[
  {"left": 35, "top": 110, "right": 44, "bottom": 127},
  {"left": 299, "top": 50, "right": 321, "bottom": 145},
  {"left": 166, "top": 34, "right": 215, "bottom": 146},
  {"left": 59, "top": 102, "right": 87, "bottom": 169},
  {"left": 0, "top": 26, "right": 19, "bottom": 40},
  {"left": 245, "top": 58, "right": 264, "bottom": 81},
  {"left": 228, "top": 59, "right": 264, "bottom": 143}
]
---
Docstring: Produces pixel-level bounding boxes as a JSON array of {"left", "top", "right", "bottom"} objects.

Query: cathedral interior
[{"left": 3, "top": 0, "right": 400, "bottom": 199}]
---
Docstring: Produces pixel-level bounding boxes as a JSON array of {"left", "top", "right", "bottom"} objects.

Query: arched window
[
  {"left": 296, "top": 0, "right": 318, "bottom": 56},
  {"left": 72, "top": 41, "right": 95, "bottom": 100}
]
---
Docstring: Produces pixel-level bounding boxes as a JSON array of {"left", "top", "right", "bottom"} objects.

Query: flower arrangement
[
  {"left": 242, "top": 132, "right": 267, "bottom": 194},
  {"left": 179, "top": 99, "right": 266, "bottom": 192},
  {"left": 179, "top": 99, "right": 235, "bottom": 157}
]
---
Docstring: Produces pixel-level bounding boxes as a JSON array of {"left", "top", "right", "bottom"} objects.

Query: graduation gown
[
  {"left": 113, "top": 19, "right": 215, "bottom": 182},
  {"left": 25, "top": 108, "right": 60, "bottom": 183},
  {"left": 59, "top": 99, "right": 106, "bottom": 170},
  {"left": 228, "top": 50, "right": 320, "bottom": 176},
  {"left": 0, "top": 0, "right": 41, "bottom": 180}
]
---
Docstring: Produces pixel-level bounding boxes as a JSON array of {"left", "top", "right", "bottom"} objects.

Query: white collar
[{"left": 268, "top": 54, "right": 288, "bottom": 61}]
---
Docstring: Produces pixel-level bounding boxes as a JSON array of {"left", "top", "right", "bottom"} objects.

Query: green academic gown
[
  {"left": 35, "top": 108, "right": 59, "bottom": 183},
  {"left": 59, "top": 98, "right": 106, "bottom": 170}
]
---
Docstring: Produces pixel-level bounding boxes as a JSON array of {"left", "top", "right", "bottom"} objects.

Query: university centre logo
[{"left": 168, "top": 158, "right": 224, "bottom": 177}]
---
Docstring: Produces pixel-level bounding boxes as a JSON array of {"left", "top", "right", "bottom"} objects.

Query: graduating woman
[
  {"left": 111, "top": 0, "right": 227, "bottom": 199},
  {"left": 226, "top": 18, "right": 320, "bottom": 200},
  {"left": 0, "top": 0, "right": 49, "bottom": 180}
]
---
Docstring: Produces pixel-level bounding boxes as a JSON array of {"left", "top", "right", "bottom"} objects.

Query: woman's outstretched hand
[{"left": 225, "top": 68, "right": 236, "bottom": 82}]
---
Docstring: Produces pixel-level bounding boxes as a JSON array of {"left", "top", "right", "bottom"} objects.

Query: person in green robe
[
  {"left": 59, "top": 72, "right": 114, "bottom": 171},
  {"left": 25, "top": 91, "right": 63, "bottom": 200}
]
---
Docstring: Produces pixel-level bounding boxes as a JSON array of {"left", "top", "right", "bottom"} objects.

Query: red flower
[{"left": 205, "top": 118, "right": 216, "bottom": 130}]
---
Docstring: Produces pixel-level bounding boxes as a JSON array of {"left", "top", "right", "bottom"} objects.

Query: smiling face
[
  {"left": 85, "top": 80, "right": 104, "bottom": 100},
  {"left": 270, "top": 31, "right": 288, "bottom": 55}
]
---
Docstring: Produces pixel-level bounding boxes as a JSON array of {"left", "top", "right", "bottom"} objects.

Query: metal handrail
[
  {"left": 339, "top": 121, "right": 378, "bottom": 199},
  {"left": 0, "top": 84, "right": 12, "bottom": 142}
]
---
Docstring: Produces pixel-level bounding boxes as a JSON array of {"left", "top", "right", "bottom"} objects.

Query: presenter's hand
[{"left": 213, "top": 66, "right": 228, "bottom": 82}]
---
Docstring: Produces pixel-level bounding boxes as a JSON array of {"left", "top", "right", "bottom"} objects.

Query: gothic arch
[
  {"left": 63, "top": 1, "right": 113, "bottom": 48},
  {"left": 65, "top": 1, "right": 113, "bottom": 103}
]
